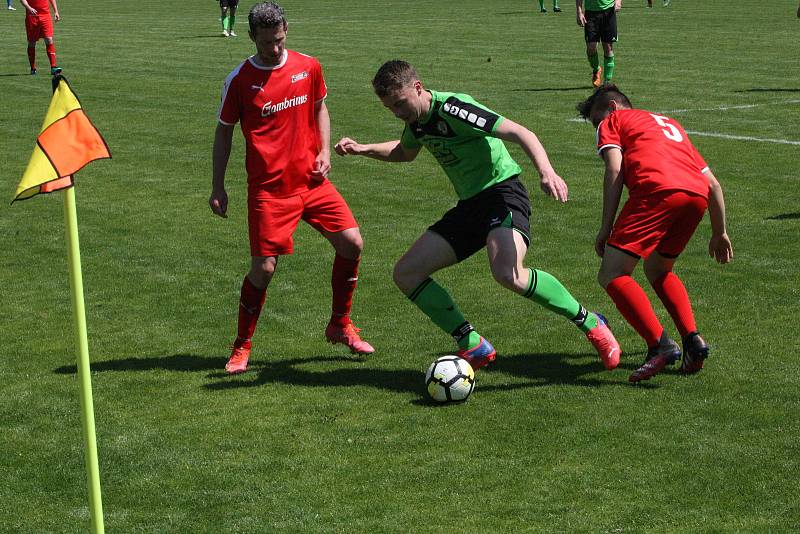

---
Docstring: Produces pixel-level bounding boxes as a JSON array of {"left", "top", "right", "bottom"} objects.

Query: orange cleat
[
  {"left": 586, "top": 313, "right": 621, "bottom": 370},
  {"left": 592, "top": 67, "right": 603, "bottom": 88},
  {"left": 225, "top": 342, "right": 251, "bottom": 374},
  {"left": 325, "top": 322, "right": 375, "bottom": 355}
]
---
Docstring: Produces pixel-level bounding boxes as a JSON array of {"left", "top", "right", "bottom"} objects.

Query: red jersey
[
  {"left": 596, "top": 108, "right": 710, "bottom": 199},
  {"left": 218, "top": 50, "right": 327, "bottom": 198},
  {"left": 26, "top": 0, "right": 50, "bottom": 12}
]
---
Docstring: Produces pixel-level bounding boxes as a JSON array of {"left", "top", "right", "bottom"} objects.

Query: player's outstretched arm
[
  {"left": 596, "top": 147, "right": 624, "bottom": 257},
  {"left": 210, "top": 123, "right": 235, "bottom": 218},
  {"left": 334, "top": 137, "right": 420, "bottom": 162},
  {"left": 493, "top": 119, "right": 568, "bottom": 202},
  {"left": 704, "top": 169, "right": 733, "bottom": 264}
]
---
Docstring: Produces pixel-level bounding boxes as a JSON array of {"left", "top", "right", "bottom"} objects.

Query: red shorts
[
  {"left": 247, "top": 180, "right": 358, "bottom": 257},
  {"left": 26, "top": 14, "right": 53, "bottom": 41},
  {"left": 607, "top": 190, "right": 707, "bottom": 259}
]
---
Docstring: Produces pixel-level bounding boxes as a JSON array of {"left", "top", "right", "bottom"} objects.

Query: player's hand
[
  {"left": 709, "top": 233, "right": 733, "bottom": 264},
  {"left": 539, "top": 172, "right": 569, "bottom": 202},
  {"left": 334, "top": 137, "right": 363, "bottom": 156},
  {"left": 576, "top": 11, "right": 586, "bottom": 26},
  {"left": 595, "top": 228, "right": 611, "bottom": 257},
  {"left": 615, "top": 0, "right": 622, "bottom": 11},
  {"left": 54, "top": 11, "right": 60, "bottom": 21},
  {"left": 28, "top": 7, "right": 38, "bottom": 15},
  {"left": 311, "top": 151, "right": 330, "bottom": 181},
  {"left": 209, "top": 188, "right": 228, "bottom": 218}
]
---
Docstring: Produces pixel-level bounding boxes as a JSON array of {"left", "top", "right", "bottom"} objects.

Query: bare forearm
[
  {"left": 601, "top": 169, "right": 623, "bottom": 231},
  {"left": 212, "top": 126, "right": 233, "bottom": 190},
  {"left": 707, "top": 178, "right": 728, "bottom": 236},
  {"left": 359, "top": 140, "right": 413, "bottom": 162},
  {"left": 316, "top": 102, "right": 331, "bottom": 156}
]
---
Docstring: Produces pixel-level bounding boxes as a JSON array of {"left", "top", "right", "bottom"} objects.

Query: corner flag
[
  {"left": 12, "top": 75, "right": 109, "bottom": 534},
  {"left": 14, "top": 76, "right": 110, "bottom": 202}
]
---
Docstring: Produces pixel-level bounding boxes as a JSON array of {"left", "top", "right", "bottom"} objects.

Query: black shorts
[
  {"left": 584, "top": 7, "right": 618, "bottom": 43},
  {"left": 219, "top": 0, "right": 239, "bottom": 8},
  {"left": 428, "top": 176, "right": 532, "bottom": 262}
]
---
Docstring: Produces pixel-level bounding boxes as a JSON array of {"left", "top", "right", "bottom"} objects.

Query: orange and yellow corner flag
[{"left": 14, "top": 76, "right": 111, "bottom": 203}]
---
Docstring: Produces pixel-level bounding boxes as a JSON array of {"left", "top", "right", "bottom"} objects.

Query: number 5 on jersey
[{"left": 650, "top": 114, "right": 684, "bottom": 143}]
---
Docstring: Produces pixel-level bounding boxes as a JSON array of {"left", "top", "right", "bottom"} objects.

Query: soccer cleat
[
  {"left": 553, "top": 6, "right": 562, "bottom": 12},
  {"left": 225, "top": 342, "right": 251, "bottom": 374},
  {"left": 456, "top": 336, "right": 496, "bottom": 371},
  {"left": 50, "top": 66, "right": 62, "bottom": 75},
  {"left": 540, "top": 8, "right": 547, "bottom": 13},
  {"left": 586, "top": 313, "right": 621, "bottom": 370},
  {"left": 592, "top": 67, "right": 603, "bottom": 88},
  {"left": 8, "top": 5, "right": 16, "bottom": 9},
  {"left": 30, "top": 67, "right": 37, "bottom": 75},
  {"left": 680, "top": 332, "right": 709, "bottom": 374},
  {"left": 325, "top": 322, "right": 375, "bottom": 355},
  {"left": 663, "top": 0, "right": 671, "bottom": 5},
  {"left": 222, "top": 29, "right": 230, "bottom": 37},
  {"left": 229, "top": 30, "right": 237, "bottom": 37},
  {"left": 629, "top": 337, "right": 681, "bottom": 383}
]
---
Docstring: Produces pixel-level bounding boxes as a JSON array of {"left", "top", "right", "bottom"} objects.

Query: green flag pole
[{"left": 63, "top": 185, "right": 105, "bottom": 534}]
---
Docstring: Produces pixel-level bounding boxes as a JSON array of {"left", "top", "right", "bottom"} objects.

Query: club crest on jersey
[
  {"left": 261, "top": 94, "right": 309, "bottom": 117},
  {"left": 291, "top": 71, "right": 309, "bottom": 83}
]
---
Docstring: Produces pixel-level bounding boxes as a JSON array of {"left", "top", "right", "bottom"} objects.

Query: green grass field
[{"left": 1, "top": 0, "right": 799, "bottom": 531}]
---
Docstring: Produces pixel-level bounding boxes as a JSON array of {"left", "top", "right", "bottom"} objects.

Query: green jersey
[
  {"left": 400, "top": 90, "right": 522, "bottom": 200},
  {"left": 583, "top": 0, "right": 615, "bottom": 10}
]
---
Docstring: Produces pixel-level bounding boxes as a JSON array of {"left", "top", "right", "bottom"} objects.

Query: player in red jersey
[
  {"left": 211, "top": 1, "right": 374, "bottom": 374},
  {"left": 577, "top": 85, "right": 733, "bottom": 382},
  {"left": 19, "top": 0, "right": 61, "bottom": 75}
]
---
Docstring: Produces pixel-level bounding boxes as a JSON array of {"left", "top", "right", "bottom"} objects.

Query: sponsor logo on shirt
[
  {"left": 261, "top": 94, "right": 309, "bottom": 117},
  {"left": 291, "top": 71, "right": 309, "bottom": 83},
  {"left": 443, "top": 101, "right": 488, "bottom": 128}
]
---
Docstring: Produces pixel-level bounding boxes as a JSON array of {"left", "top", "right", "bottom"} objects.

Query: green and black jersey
[{"left": 400, "top": 90, "right": 522, "bottom": 200}]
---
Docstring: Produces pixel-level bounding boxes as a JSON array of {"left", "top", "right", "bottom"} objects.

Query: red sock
[
  {"left": 236, "top": 275, "right": 266, "bottom": 344},
  {"left": 45, "top": 41, "right": 56, "bottom": 67},
  {"left": 27, "top": 46, "right": 36, "bottom": 69},
  {"left": 606, "top": 275, "right": 663, "bottom": 347},
  {"left": 330, "top": 254, "right": 360, "bottom": 326},
  {"left": 651, "top": 272, "right": 696, "bottom": 337}
]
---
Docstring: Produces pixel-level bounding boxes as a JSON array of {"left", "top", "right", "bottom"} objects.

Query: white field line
[{"left": 569, "top": 99, "right": 800, "bottom": 144}]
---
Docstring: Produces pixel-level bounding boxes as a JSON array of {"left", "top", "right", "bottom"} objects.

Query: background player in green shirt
[
  {"left": 335, "top": 60, "right": 620, "bottom": 371},
  {"left": 576, "top": 0, "right": 621, "bottom": 87}
]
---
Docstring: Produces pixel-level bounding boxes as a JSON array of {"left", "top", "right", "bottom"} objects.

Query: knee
[
  {"left": 491, "top": 267, "right": 521, "bottom": 292},
  {"left": 249, "top": 258, "right": 277, "bottom": 287},
  {"left": 644, "top": 264, "right": 669, "bottom": 285},
  {"left": 597, "top": 269, "right": 618, "bottom": 290},
  {"left": 342, "top": 233, "right": 364, "bottom": 258},
  {"left": 392, "top": 259, "right": 420, "bottom": 294}
]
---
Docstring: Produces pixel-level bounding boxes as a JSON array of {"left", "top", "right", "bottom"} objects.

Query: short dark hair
[
  {"left": 576, "top": 84, "right": 633, "bottom": 120},
  {"left": 372, "top": 60, "right": 419, "bottom": 97},
  {"left": 249, "top": 2, "right": 286, "bottom": 34}
]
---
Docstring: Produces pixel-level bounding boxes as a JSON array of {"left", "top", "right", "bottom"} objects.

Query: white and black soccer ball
[{"left": 425, "top": 356, "right": 475, "bottom": 403}]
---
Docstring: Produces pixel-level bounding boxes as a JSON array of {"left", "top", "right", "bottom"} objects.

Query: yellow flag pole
[{"left": 63, "top": 185, "right": 105, "bottom": 534}]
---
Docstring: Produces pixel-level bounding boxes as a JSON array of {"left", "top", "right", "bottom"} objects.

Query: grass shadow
[
  {"left": 54, "top": 354, "right": 228, "bottom": 374},
  {"left": 765, "top": 212, "right": 800, "bottom": 220}
]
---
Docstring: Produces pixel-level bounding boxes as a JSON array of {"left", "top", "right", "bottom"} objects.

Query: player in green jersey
[
  {"left": 576, "top": 0, "right": 621, "bottom": 87},
  {"left": 334, "top": 60, "right": 620, "bottom": 371},
  {"left": 539, "top": 0, "right": 562, "bottom": 13}
]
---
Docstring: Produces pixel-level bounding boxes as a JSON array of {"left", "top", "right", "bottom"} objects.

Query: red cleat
[
  {"left": 586, "top": 313, "right": 621, "bottom": 370},
  {"left": 225, "top": 342, "right": 251, "bottom": 374},
  {"left": 325, "top": 322, "right": 375, "bottom": 355},
  {"left": 456, "top": 336, "right": 496, "bottom": 371}
]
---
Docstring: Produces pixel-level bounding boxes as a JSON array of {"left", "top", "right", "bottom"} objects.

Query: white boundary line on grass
[{"left": 568, "top": 99, "right": 800, "bottom": 145}]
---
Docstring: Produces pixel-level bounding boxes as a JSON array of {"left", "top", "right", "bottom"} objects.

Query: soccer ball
[{"left": 425, "top": 356, "right": 475, "bottom": 403}]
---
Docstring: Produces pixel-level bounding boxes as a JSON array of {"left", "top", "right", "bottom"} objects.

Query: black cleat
[
  {"left": 680, "top": 332, "right": 709, "bottom": 374},
  {"left": 629, "top": 335, "right": 681, "bottom": 383}
]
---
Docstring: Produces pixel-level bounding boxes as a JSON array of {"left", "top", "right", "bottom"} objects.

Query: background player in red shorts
[
  {"left": 19, "top": 0, "right": 61, "bottom": 75},
  {"left": 577, "top": 85, "right": 733, "bottom": 383},
  {"left": 210, "top": 1, "right": 374, "bottom": 374}
]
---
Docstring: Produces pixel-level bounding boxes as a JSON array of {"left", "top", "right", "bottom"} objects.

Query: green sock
[
  {"left": 409, "top": 278, "right": 481, "bottom": 350},
  {"left": 603, "top": 54, "right": 615, "bottom": 81},
  {"left": 522, "top": 269, "right": 598, "bottom": 333},
  {"left": 538, "top": 0, "right": 545, "bottom": 9},
  {"left": 229, "top": 15, "right": 236, "bottom": 32},
  {"left": 222, "top": 15, "right": 230, "bottom": 31},
  {"left": 588, "top": 51, "right": 600, "bottom": 72},
  {"left": 553, "top": 0, "right": 560, "bottom": 8}
]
